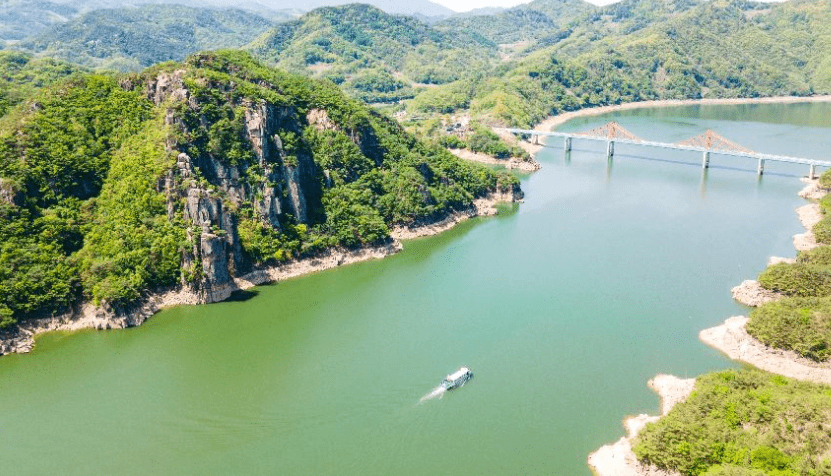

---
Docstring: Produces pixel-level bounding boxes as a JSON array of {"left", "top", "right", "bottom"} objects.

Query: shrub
[
  {"left": 634, "top": 369, "right": 831, "bottom": 476},
  {"left": 747, "top": 297, "right": 831, "bottom": 362},
  {"left": 758, "top": 262, "right": 831, "bottom": 297}
]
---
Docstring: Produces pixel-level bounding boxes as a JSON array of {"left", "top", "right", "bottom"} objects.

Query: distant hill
[
  {"left": 47, "top": 0, "right": 455, "bottom": 18},
  {"left": 0, "top": 0, "right": 78, "bottom": 43},
  {"left": 414, "top": 0, "right": 831, "bottom": 127},
  {"left": 435, "top": 0, "right": 597, "bottom": 44},
  {"left": 19, "top": 4, "right": 276, "bottom": 71},
  {"left": 248, "top": 4, "right": 498, "bottom": 102}
]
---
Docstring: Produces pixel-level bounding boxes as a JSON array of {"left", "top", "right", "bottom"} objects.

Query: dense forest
[{"left": 18, "top": 4, "right": 277, "bottom": 71}]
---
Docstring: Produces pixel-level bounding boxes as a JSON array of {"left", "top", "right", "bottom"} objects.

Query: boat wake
[{"left": 418, "top": 386, "right": 446, "bottom": 404}]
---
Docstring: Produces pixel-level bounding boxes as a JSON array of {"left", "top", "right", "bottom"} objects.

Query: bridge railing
[{"left": 497, "top": 127, "right": 831, "bottom": 175}]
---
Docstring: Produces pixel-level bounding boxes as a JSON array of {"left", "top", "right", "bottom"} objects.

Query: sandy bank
[
  {"left": 588, "top": 374, "right": 695, "bottom": 476},
  {"left": 700, "top": 316, "right": 831, "bottom": 385},
  {"left": 508, "top": 95, "right": 831, "bottom": 157},
  {"left": 1, "top": 191, "right": 519, "bottom": 357},
  {"left": 450, "top": 148, "right": 541, "bottom": 172}
]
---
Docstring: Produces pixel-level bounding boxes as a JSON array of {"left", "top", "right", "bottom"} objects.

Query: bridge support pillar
[
  {"left": 564, "top": 136, "right": 572, "bottom": 152},
  {"left": 757, "top": 158, "right": 765, "bottom": 176},
  {"left": 533, "top": 135, "right": 539, "bottom": 145},
  {"left": 810, "top": 164, "right": 817, "bottom": 180},
  {"left": 606, "top": 140, "right": 615, "bottom": 159},
  {"left": 702, "top": 150, "right": 710, "bottom": 169}
]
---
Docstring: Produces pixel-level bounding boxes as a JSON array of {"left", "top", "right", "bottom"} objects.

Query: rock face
[
  {"left": 0, "top": 177, "right": 23, "bottom": 206},
  {"left": 143, "top": 72, "right": 328, "bottom": 302},
  {"left": 731, "top": 279, "right": 784, "bottom": 307}
]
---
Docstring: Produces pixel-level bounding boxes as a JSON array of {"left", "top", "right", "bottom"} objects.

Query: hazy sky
[{"left": 433, "top": 0, "right": 618, "bottom": 11}]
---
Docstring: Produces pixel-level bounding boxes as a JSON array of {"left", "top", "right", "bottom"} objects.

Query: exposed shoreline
[
  {"left": 588, "top": 375, "right": 695, "bottom": 476},
  {"left": 701, "top": 177, "right": 831, "bottom": 385},
  {"left": 449, "top": 148, "right": 541, "bottom": 172},
  {"left": 588, "top": 140, "right": 829, "bottom": 473},
  {"left": 509, "top": 95, "right": 831, "bottom": 157},
  {"left": 700, "top": 316, "right": 831, "bottom": 385},
  {"left": 0, "top": 191, "right": 519, "bottom": 357}
]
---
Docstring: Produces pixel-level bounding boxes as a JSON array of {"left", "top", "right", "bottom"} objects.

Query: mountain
[
  {"left": 299, "top": 0, "right": 455, "bottom": 17},
  {"left": 0, "top": 0, "right": 78, "bottom": 43},
  {"left": 248, "top": 4, "right": 498, "bottom": 103},
  {"left": 19, "top": 5, "right": 277, "bottom": 71},
  {"left": 414, "top": 0, "right": 831, "bottom": 128},
  {"left": 435, "top": 0, "right": 597, "bottom": 44},
  {"left": 48, "top": 0, "right": 455, "bottom": 18},
  {"left": 0, "top": 50, "right": 519, "bottom": 328}
]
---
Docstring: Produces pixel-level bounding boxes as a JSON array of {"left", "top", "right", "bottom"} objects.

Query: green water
[{"left": 1, "top": 103, "right": 829, "bottom": 475}]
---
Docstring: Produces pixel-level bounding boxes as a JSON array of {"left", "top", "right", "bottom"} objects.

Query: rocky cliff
[{"left": 0, "top": 50, "right": 522, "bottom": 350}]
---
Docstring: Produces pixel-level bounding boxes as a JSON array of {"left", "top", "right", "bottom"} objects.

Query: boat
[{"left": 441, "top": 367, "right": 473, "bottom": 390}]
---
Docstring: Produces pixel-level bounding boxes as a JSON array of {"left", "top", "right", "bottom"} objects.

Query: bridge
[{"left": 500, "top": 122, "right": 831, "bottom": 178}]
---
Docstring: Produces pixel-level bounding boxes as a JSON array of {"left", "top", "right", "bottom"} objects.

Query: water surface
[{"left": 1, "top": 103, "right": 828, "bottom": 475}]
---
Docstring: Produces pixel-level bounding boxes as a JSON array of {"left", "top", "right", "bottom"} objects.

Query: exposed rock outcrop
[
  {"left": 731, "top": 279, "right": 785, "bottom": 307},
  {"left": 0, "top": 177, "right": 23, "bottom": 206},
  {"left": 700, "top": 316, "right": 831, "bottom": 385}
]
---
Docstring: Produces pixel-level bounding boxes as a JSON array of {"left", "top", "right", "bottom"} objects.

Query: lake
[{"left": 0, "top": 102, "right": 828, "bottom": 475}]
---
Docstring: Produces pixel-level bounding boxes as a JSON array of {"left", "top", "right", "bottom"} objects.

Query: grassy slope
[{"left": 0, "top": 50, "right": 85, "bottom": 117}]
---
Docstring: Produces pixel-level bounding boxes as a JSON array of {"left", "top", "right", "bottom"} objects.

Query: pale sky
[{"left": 433, "top": 0, "right": 618, "bottom": 12}]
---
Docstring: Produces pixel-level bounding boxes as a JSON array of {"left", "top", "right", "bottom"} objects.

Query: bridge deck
[{"left": 500, "top": 128, "right": 831, "bottom": 168}]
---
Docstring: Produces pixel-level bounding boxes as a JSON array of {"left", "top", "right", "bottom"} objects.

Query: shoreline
[
  {"left": 588, "top": 375, "right": 694, "bottom": 476},
  {"left": 700, "top": 177, "right": 831, "bottom": 385},
  {"left": 0, "top": 191, "right": 519, "bottom": 357},
  {"left": 700, "top": 316, "right": 831, "bottom": 385},
  {"left": 449, "top": 148, "right": 541, "bottom": 172},
  {"left": 508, "top": 95, "right": 831, "bottom": 157},
  {"left": 588, "top": 158, "right": 829, "bottom": 474}
]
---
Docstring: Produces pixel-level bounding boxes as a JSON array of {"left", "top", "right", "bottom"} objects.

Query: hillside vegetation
[
  {"left": 248, "top": 4, "right": 498, "bottom": 102},
  {"left": 435, "top": 0, "right": 597, "bottom": 44},
  {"left": 634, "top": 369, "right": 831, "bottom": 476},
  {"left": 0, "top": 50, "right": 519, "bottom": 328},
  {"left": 19, "top": 5, "right": 276, "bottom": 71},
  {"left": 412, "top": 0, "right": 831, "bottom": 127},
  {"left": 0, "top": 0, "right": 78, "bottom": 44},
  {"left": 0, "top": 50, "right": 84, "bottom": 117}
]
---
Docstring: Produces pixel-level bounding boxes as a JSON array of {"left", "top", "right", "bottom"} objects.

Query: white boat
[{"left": 441, "top": 367, "right": 473, "bottom": 390}]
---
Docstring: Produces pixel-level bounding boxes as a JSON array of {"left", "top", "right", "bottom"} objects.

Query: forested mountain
[
  {"left": 0, "top": 0, "right": 78, "bottom": 44},
  {"left": 435, "top": 0, "right": 597, "bottom": 44},
  {"left": 0, "top": 50, "right": 518, "bottom": 328},
  {"left": 248, "top": 4, "right": 499, "bottom": 103},
  {"left": 413, "top": 0, "right": 831, "bottom": 127},
  {"left": 41, "top": 0, "right": 455, "bottom": 18},
  {"left": 19, "top": 5, "right": 277, "bottom": 71}
]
